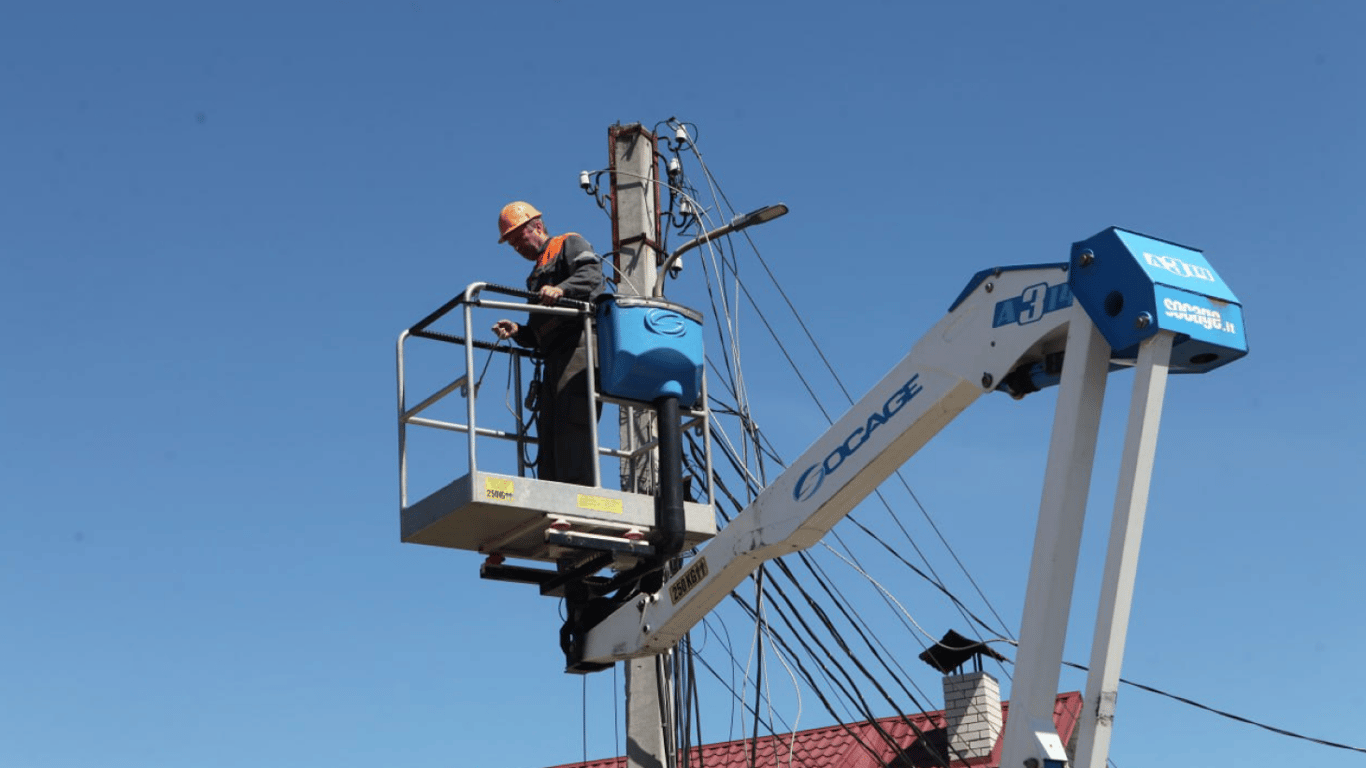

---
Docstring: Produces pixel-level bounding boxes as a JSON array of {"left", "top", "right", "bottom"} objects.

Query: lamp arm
[{"left": 653, "top": 223, "right": 738, "bottom": 297}]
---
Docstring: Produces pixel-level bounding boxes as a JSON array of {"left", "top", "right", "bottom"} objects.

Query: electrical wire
[
  {"left": 668, "top": 165, "right": 1026, "bottom": 765},
  {"left": 690, "top": 249, "right": 1005, "bottom": 664},
  {"left": 602, "top": 118, "right": 1361, "bottom": 768},
  {"left": 748, "top": 567, "right": 765, "bottom": 768},
  {"left": 733, "top": 586, "right": 944, "bottom": 768},
  {"left": 691, "top": 649, "right": 800, "bottom": 745},
  {"left": 683, "top": 137, "right": 1010, "bottom": 657},
  {"left": 721, "top": 411, "right": 998, "bottom": 680},
  {"left": 820, "top": 544, "right": 1013, "bottom": 652},
  {"left": 763, "top": 625, "right": 804, "bottom": 768},
  {"left": 727, "top": 591, "right": 903, "bottom": 767},
  {"left": 696, "top": 431, "right": 957, "bottom": 766},
  {"left": 1059, "top": 660, "right": 1366, "bottom": 755},
  {"left": 698, "top": 446, "right": 893, "bottom": 755},
  {"left": 799, "top": 543, "right": 937, "bottom": 690},
  {"left": 699, "top": 429, "right": 945, "bottom": 713},
  {"left": 680, "top": 246, "right": 953, "bottom": 767},
  {"left": 694, "top": 419, "right": 1001, "bottom": 734},
  {"left": 774, "top": 560, "right": 970, "bottom": 767}
]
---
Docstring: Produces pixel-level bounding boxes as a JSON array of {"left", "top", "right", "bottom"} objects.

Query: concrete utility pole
[
  {"left": 610, "top": 123, "right": 661, "bottom": 498},
  {"left": 608, "top": 122, "right": 673, "bottom": 768}
]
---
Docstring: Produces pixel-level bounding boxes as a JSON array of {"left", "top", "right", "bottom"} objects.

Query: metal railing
[{"left": 396, "top": 282, "right": 714, "bottom": 510}]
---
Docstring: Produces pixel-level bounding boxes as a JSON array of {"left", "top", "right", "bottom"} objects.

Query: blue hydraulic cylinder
[
  {"left": 1068, "top": 227, "right": 1248, "bottom": 373},
  {"left": 595, "top": 296, "right": 704, "bottom": 404}
]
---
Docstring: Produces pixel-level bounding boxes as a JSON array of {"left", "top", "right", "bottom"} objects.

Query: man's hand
[
  {"left": 538, "top": 285, "right": 565, "bottom": 305},
  {"left": 492, "top": 319, "right": 519, "bottom": 340}
]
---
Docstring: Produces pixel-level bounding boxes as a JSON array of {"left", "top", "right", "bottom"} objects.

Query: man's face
[{"left": 505, "top": 219, "right": 548, "bottom": 261}]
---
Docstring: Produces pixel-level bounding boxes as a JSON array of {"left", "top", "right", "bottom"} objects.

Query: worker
[{"left": 491, "top": 201, "right": 605, "bottom": 487}]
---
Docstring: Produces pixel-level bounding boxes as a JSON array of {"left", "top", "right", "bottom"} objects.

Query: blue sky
[{"left": 3, "top": 2, "right": 1364, "bottom": 767}]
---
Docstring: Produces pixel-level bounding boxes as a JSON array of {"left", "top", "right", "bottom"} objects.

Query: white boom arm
[{"left": 582, "top": 264, "right": 1079, "bottom": 664}]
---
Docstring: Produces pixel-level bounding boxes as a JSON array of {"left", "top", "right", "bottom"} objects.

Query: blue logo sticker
[
  {"left": 645, "top": 309, "right": 687, "bottom": 336},
  {"left": 792, "top": 374, "right": 924, "bottom": 502},
  {"left": 1143, "top": 252, "right": 1216, "bottom": 283},
  {"left": 993, "top": 282, "right": 1073, "bottom": 328},
  {"left": 1160, "top": 297, "right": 1237, "bottom": 335}
]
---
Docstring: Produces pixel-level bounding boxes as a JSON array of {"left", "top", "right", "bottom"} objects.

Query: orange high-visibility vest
[{"left": 536, "top": 233, "right": 580, "bottom": 269}]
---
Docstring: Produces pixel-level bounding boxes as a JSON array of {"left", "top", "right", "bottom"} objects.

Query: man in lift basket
[{"left": 490, "top": 201, "right": 605, "bottom": 487}]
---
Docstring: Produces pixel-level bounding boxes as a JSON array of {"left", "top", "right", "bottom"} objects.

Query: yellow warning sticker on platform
[
  {"left": 484, "top": 477, "right": 515, "bottom": 502},
  {"left": 576, "top": 494, "right": 623, "bottom": 514}
]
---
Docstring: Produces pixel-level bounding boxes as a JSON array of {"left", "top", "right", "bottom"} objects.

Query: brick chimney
[{"left": 943, "top": 671, "right": 1003, "bottom": 760}]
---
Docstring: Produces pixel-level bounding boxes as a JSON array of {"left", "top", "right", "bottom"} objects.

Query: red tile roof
[{"left": 546, "top": 691, "right": 1083, "bottom": 768}]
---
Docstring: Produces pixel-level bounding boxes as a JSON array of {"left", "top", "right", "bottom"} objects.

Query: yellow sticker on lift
[
  {"left": 576, "top": 494, "right": 623, "bottom": 514},
  {"left": 484, "top": 477, "right": 515, "bottom": 501},
  {"left": 670, "top": 557, "right": 709, "bottom": 605}
]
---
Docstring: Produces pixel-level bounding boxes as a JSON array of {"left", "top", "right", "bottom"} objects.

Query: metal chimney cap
[{"left": 917, "top": 629, "right": 1008, "bottom": 674}]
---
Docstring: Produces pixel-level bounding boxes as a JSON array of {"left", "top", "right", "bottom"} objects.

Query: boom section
[{"left": 582, "top": 263, "right": 1078, "bottom": 663}]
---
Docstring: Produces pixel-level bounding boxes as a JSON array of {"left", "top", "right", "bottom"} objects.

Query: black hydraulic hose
[{"left": 653, "top": 395, "right": 686, "bottom": 564}]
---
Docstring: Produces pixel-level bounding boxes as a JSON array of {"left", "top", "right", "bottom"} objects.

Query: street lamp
[{"left": 653, "top": 203, "right": 788, "bottom": 297}]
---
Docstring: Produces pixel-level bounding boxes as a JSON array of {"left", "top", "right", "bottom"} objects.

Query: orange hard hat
[{"left": 497, "top": 201, "right": 542, "bottom": 243}]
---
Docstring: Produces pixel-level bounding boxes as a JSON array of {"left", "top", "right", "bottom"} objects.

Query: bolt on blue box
[{"left": 595, "top": 296, "right": 704, "bottom": 404}]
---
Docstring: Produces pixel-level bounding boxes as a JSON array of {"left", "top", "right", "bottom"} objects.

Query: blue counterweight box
[{"left": 595, "top": 296, "right": 704, "bottom": 405}]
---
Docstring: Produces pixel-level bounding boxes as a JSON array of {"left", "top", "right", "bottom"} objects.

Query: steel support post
[
  {"left": 1074, "top": 331, "right": 1174, "bottom": 768},
  {"left": 999, "top": 311, "right": 1112, "bottom": 768},
  {"left": 463, "top": 301, "right": 479, "bottom": 476}
]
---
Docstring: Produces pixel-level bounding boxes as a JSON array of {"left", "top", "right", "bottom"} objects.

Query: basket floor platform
[{"left": 401, "top": 471, "right": 717, "bottom": 564}]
